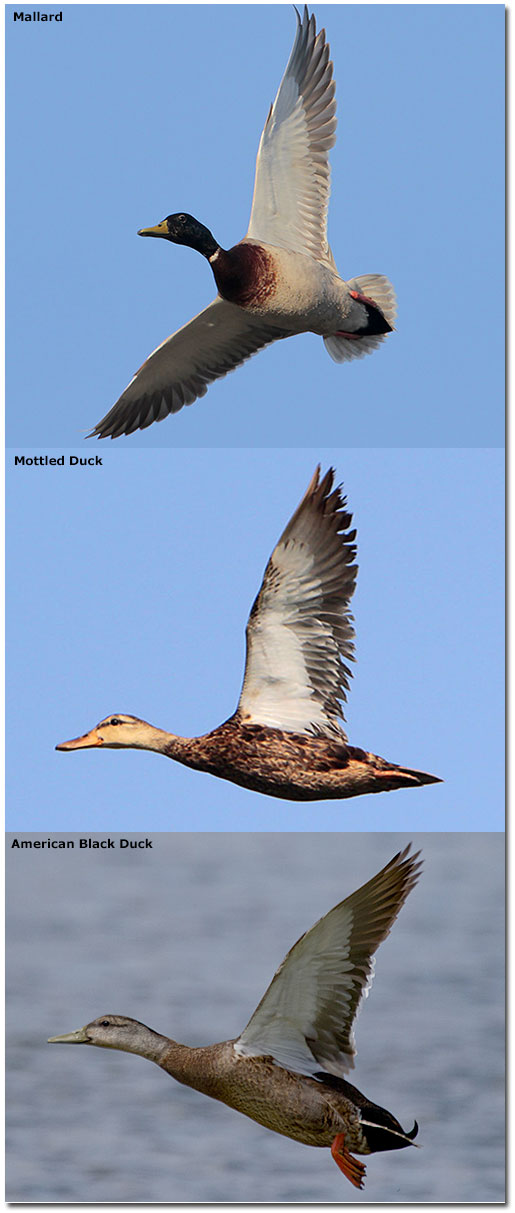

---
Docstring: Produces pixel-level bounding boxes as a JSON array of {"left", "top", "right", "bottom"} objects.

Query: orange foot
[{"left": 331, "top": 1133, "right": 366, "bottom": 1190}]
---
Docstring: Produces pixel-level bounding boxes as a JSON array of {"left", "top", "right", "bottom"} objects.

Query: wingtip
[
  {"left": 386, "top": 842, "right": 423, "bottom": 880},
  {"left": 306, "top": 463, "right": 333, "bottom": 494},
  {"left": 85, "top": 427, "right": 106, "bottom": 441},
  {"left": 307, "top": 463, "right": 322, "bottom": 493}
]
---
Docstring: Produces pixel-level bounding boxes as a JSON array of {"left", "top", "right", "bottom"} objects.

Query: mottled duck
[{"left": 56, "top": 466, "right": 440, "bottom": 800}]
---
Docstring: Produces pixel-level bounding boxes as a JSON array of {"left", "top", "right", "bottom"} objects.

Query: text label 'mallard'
[{"left": 13, "top": 11, "right": 63, "bottom": 20}]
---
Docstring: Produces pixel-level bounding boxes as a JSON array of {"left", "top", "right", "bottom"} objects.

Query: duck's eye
[
  {"left": 100, "top": 1020, "right": 111, "bottom": 1027},
  {"left": 109, "top": 717, "right": 121, "bottom": 726}
]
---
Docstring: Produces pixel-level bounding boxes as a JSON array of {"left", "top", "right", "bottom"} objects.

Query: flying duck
[
  {"left": 56, "top": 467, "right": 439, "bottom": 801},
  {"left": 49, "top": 845, "right": 421, "bottom": 1189},
  {"left": 90, "top": 7, "right": 396, "bottom": 439}
]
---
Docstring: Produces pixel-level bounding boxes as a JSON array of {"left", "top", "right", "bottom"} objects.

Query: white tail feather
[
  {"left": 347, "top": 274, "right": 397, "bottom": 328},
  {"left": 323, "top": 274, "right": 397, "bottom": 364}
]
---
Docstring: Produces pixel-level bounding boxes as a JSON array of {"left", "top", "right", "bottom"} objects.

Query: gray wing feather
[
  {"left": 235, "top": 847, "right": 422, "bottom": 1079},
  {"left": 247, "top": 6, "right": 337, "bottom": 265},
  {"left": 90, "top": 298, "right": 290, "bottom": 439}
]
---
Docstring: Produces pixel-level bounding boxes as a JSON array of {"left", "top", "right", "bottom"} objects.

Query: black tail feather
[
  {"left": 361, "top": 1114, "right": 419, "bottom": 1153},
  {"left": 314, "top": 1072, "right": 418, "bottom": 1154},
  {"left": 353, "top": 300, "right": 393, "bottom": 337}
]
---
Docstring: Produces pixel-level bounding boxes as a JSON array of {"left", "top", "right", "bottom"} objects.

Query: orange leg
[{"left": 330, "top": 1133, "right": 366, "bottom": 1190}]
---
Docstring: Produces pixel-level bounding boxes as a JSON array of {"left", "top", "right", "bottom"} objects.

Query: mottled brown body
[
  {"left": 49, "top": 845, "right": 421, "bottom": 1185},
  {"left": 56, "top": 469, "right": 439, "bottom": 801},
  {"left": 163, "top": 715, "right": 438, "bottom": 801},
  {"left": 159, "top": 1040, "right": 368, "bottom": 1151},
  {"left": 212, "top": 243, "right": 278, "bottom": 309}
]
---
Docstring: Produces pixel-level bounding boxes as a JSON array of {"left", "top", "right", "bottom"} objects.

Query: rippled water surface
[{"left": 6, "top": 832, "right": 504, "bottom": 1203}]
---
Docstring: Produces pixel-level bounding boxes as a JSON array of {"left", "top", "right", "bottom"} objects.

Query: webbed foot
[{"left": 331, "top": 1132, "right": 366, "bottom": 1189}]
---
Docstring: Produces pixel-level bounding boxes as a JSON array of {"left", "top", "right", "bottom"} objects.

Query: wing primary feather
[
  {"left": 247, "top": 8, "right": 337, "bottom": 265},
  {"left": 88, "top": 299, "right": 291, "bottom": 439},
  {"left": 234, "top": 845, "right": 422, "bottom": 1080},
  {"left": 238, "top": 466, "right": 358, "bottom": 737}
]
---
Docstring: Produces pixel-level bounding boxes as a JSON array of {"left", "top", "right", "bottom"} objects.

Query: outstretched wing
[
  {"left": 246, "top": 7, "right": 337, "bottom": 266},
  {"left": 237, "top": 467, "right": 357, "bottom": 737},
  {"left": 235, "top": 847, "right": 422, "bottom": 1079},
  {"left": 89, "top": 298, "right": 290, "bottom": 439}
]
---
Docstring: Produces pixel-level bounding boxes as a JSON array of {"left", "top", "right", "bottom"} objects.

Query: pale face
[
  {"left": 48, "top": 1014, "right": 153, "bottom": 1052},
  {"left": 55, "top": 714, "right": 155, "bottom": 751}
]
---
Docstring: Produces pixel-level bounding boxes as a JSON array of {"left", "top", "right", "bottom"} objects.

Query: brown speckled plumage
[
  {"left": 49, "top": 847, "right": 421, "bottom": 1189},
  {"left": 161, "top": 716, "right": 438, "bottom": 800},
  {"left": 56, "top": 467, "right": 440, "bottom": 801},
  {"left": 157, "top": 1041, "right": 371, "bottom": 1149}
]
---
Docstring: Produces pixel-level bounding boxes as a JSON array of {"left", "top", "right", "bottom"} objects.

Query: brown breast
[{"left": 212, "top": 242, "right": 277, "bottom": 308}]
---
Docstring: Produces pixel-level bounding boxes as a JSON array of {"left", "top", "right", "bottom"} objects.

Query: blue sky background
[
  {"left": 7, "top": 447, "right": 504, "bottom": 832},
  {"left": 6, "top": 4, "right": 504, "bottom": 448}
]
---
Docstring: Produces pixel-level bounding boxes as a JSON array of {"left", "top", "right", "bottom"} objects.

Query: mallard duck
[
  {"left": 90, "top": 7, "right": 395, "bottom": 439},
  {"left": 49, "top": 846, "right": 420, "bottom": 1189},
  {"left": 56, "top": 467, "right": 439, "bottom": 801}
]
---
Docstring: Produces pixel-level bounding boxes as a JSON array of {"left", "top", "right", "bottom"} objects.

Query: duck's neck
[
  {"left": 156, "top": 1040, "right": 230, "bottom": 1101},
  {"left": 119, "top": 1030, "right": 218, "bottom": 1092},
  {"left": 95, "top": 1026, "right": 217, "bottom": 1088},
  {"left": 125, "top": 726, "right": 191, "bottom": 759},
  {"left": 157, "top": 1040, "right": 205, "bottom": 1083},
  {"left": 131, "top": 727, "right": 215, "bottom": 774},
  {"left": 131, "top": 1028, "right": 173, "bottom": 1065},
  {"left": 192, "top": 229, "right": 220, "bottom": 260},
  {"left": 109, "top": 1029, "right": 200, "bottom": 1080}
]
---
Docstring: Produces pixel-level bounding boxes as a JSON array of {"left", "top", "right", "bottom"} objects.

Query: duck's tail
[
  {"left": 361, "top": 1111, "right": 419, "bottom": 1153},
  {"left": 372, "top": 760, "right": 442, "bottom": 793},
  {"left": 324, "top": 274, "right": 397, "bottom": 363}
]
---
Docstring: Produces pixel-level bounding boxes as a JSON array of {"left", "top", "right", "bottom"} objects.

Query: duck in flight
[
  {"left": 49, "top": 845, "right": 421, "bottom": 1189},
  {"left": 90, "top": 7, "right": 395, "bottom": 439},
  {"left": 56, "top": 467, "right": 439, "bottom": 801}
]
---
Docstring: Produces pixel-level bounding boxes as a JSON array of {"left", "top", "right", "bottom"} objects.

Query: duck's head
[
  {"left": 138, "top": 213, "right": 219, "bottom": 258},
  {"left": 55, "top": 714, "right": 167, "bottom": 753},
  {"left": 48, "top": 1015, "right": 168, "bottom": 1062}
]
